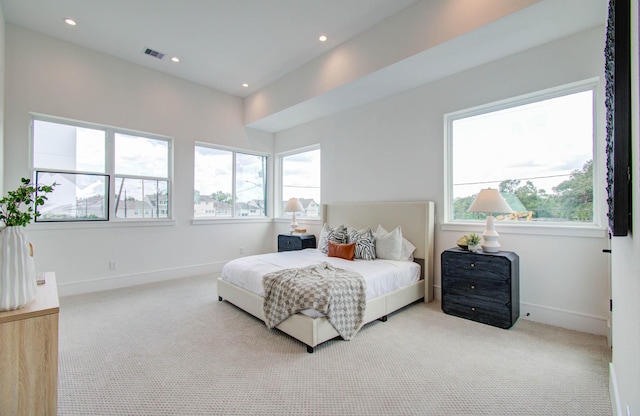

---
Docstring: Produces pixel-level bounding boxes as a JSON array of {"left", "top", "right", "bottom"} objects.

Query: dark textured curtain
[
  {"left": 604, "top": 0, "right": 632, "bottom": 236},
  {"left": 604, "top": 0, "right": 615, "bottom": 223}
]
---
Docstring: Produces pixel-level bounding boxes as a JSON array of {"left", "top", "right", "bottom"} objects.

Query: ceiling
[
  {"left": 0, "top": 0, "right": 418, "bottom": 97},
  {"left": 0, "top": 0, "right": 607, "bottom": 132}
]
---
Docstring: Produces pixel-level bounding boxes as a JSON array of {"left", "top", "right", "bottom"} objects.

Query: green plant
[
  {"left": 466, "top": 233, "right": 481, "bottom": 246},
  {"left": 0, "top": 178, "right": 57, "bottom": 227}
]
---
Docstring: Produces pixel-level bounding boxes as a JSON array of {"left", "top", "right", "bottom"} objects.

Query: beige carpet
[{"left": 57, "top": 275, "right": 612, "bottom": 415}]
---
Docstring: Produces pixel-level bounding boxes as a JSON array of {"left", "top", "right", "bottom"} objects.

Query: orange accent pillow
[{"left": 327, "top": 241, "right": 355, "bottom": 260}]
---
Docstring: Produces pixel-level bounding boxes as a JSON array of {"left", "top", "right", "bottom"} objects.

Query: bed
[{"left": 217, "top": 201, "right": 435, "bottom": 352}]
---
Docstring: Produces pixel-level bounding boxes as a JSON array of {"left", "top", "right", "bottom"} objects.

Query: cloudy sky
[{"left": 451, "top": 89, "right": 593, "bottom": 199}]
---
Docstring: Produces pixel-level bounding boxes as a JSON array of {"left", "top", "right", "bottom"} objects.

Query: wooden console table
[{"left": 0, "top": 272, "right": 59, "bottom": 416}]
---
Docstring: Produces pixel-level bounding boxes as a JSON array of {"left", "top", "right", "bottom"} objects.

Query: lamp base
[
  {"left": 481, "top": 243, "right": 501, "bottom": 253},
  {"left": 482, "top": 215, "right": 502, "bottom": 253},
  {"left": 289, "top": 213, "right": 298, "bottom": 234}
]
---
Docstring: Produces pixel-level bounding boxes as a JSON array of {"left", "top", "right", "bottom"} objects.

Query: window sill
[
  {"left": 192, "top": 217, "right": 272, "bottom": 225},
  {"left": 441, "top": 221, "right": 608, "bottom": 238},
  {"left": 274, "top": 217, "right": 322, "bottom": 225},
  {"left": 26, "top": 219, "right": 176, "bottom": 231}
]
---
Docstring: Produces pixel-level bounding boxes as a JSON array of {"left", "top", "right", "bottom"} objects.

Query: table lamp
[
  {"left": 467, "top": 188, "right": 514, "bottom": 252},
  {"left": 284, "top": 198, "right": 304, "bottom": 233}
]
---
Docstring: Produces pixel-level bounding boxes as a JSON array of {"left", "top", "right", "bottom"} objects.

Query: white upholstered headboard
[{"left": 322, "top": 201, "right": 435, "bottom": 301}]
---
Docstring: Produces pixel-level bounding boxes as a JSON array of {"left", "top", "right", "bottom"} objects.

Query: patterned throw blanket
[{"left": 262, "top": 262, "right": 366, "bottom": 340}]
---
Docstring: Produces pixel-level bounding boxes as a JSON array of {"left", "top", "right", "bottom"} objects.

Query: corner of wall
[{"left": 0, "top": 4, "right": 5, "bottom": 196}]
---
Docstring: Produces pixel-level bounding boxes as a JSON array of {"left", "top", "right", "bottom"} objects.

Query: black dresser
[
  {"left": 441, "top": 248, "right": 519, "bottom": 329},
  {"left": 278, "top": 234, "right": 317, "bottom": 252}
]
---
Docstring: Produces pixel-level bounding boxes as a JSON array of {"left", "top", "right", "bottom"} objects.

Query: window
[
  {"left": 446, "top": 81, "right": 596, "bottom": 225},
  {"left": 280, "top": 147, "right": 321, "bottom": 218},
  {"left": 35, "top": 171, "right": 109, "bottom": 222},
  {"left": 31, "top": 115, "right": 172, "bottom": 221},
  {"left": 194, "top": 144, "right": 267, "bottom": 218},
  {"left": 114, "top": 133, "right": 170, "bottom": 219}
]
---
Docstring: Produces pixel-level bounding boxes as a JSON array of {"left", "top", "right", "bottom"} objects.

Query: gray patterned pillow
[
  {"left": 319, "top": 224, "right": 348, "bottom": 253},
  {"left": 349, "top": 228, "right": 376, "bottom": 260}
]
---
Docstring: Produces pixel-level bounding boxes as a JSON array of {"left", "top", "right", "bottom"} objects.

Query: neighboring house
[
  {"left": 498, "top": 193, "right": 533, "bottom": 221},
  {"left": 281, "top": 198, "right": 319, "bottom": 218},
  {"left": 194, "top": 195, "right": 216, "bottom": 217},
  {"left": 194, "top": 198, "right": 264, "bottom": 217},
  {"left": 299, "top": 198, "right": 319, "bottom": 218}
]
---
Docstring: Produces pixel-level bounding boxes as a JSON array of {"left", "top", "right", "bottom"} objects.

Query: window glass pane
[
  {"left": 194, "top": 146, "right": 233, "bottom": 218},
  {"left": 451, "top": 90, "right": 594, "bottom": 223},
  {"left": 32, "top": 116, "right": 173, "bottom": 222},
  {"left": 236, "top": 153, "right": 266, "bottom": 217},
  {"left": 282, "top": 148, "right": 321, "bottom": 218},
  {"left": 115, "top": 133, "right": 168, "bottom": 177},
  {"left": 33, "top": 120, "right": 105, "bottom": 173},
  {"left": 35, "top": 171, "right": 108, "bottom": 221},
  {"left": 114, "top": 177, "right": 169, "bottom": 219}
]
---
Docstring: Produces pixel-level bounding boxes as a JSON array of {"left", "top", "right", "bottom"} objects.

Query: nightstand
[
  {"left": 441, "top": 248, "right": 519, "bottom": 329},
  {"left": 278, "top": 234, "right": 317, "bottom": 252}
]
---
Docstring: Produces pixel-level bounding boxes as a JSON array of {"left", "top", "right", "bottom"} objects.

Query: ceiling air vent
[{"left": 143, "top": 47, "right": 165, "bottom": 60}]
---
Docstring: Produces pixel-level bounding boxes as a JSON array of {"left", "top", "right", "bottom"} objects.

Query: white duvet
[{"left": 220, "top": 248, "right": 420, "bottom": 301}]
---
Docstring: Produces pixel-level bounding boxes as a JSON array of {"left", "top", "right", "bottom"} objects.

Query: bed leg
[
  {"left": 218, "top": 296, "right": 223, "bottom": 301},
  {"left": 306, "top": 345, "right": 315, "bottom": 353},
  {"left": 378, "top": 315, "right": 388, "bottom": 322}
]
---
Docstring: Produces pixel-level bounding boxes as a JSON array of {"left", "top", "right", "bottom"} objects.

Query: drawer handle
[
  {"left": 470, "top": 263, "right": 475, "bottom": 268},
  {"left": 471, "top": 307, "right": 476, "bottom": 312},
  {"left": 470, "top": 285, "right": 475, "bottom": 289}
]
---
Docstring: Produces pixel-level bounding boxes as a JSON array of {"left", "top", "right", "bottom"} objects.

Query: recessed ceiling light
[
  {"left": 171, "top": 57, "right": 180, "bottom": 63},
  {"left": 242, "top": 83, "right": 249, "bottom": 88},
  {"left": 318, "top": 35, "right": 327, "bottom": 42},
  {"left": 64, "top": 18, "right": 77, "bottom": 26}
]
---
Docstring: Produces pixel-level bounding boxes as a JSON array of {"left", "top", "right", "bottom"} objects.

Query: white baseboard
[
  {"left": 57, "top": 261, "right": 226, "bottom": 297},
  {"left": 432, "top": 285, "right": 607, "bottom": 336},
  {"left": 610, "top": 363, "right": 622, "bottom": 416},
  {"left": 519, "top": 301, "right": 608, "bottom": 336}
]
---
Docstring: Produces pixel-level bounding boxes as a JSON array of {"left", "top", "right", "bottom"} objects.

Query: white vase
[{"left": 0, "top": 226, "right": 37, "bottom": 311}]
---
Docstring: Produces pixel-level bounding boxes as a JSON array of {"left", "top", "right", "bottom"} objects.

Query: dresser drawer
[
  {"left": 278, "top": 234, "right": 316, "bottom": 252},
  {"left": 442, "top": 254, "right": 512, "bottom": 281},
  {"left": 442, "top": 297, "right": 513, "bottom": 329},
  {"left": 442, "top": 275, "right": 511, "bottom": 304}
]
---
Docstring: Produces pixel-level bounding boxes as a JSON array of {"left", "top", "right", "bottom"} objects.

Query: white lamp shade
[
  {"left": 284, "top": 198, "right": 304, "bottom": 213},
  {"left": 467, "top": 188, "right": 513, "bottom": 253},
  {"left": 467, "top": 188, "right": 513, "bottom": 214}
]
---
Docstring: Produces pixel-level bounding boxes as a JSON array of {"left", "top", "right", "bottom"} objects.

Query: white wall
[
  {"left": 3, "top": 24, "right": 275, "bottom": 295},
  {"left": 275, "top": 26, "right": 610, "bottom": 335},
  {"left": 0, "top": 4, "right": 5, "bottom": 196},
  {"left": 609, "top": 1, "right": 640, "bottom": 415},
  {"left": 244, "top": 0, "right": 539, "bottom": 126}
]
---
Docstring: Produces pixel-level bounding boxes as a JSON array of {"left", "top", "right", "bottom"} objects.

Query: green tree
[
  {"left": 499, "top": 179, "right": 520, "bottom": 194},
  {"left": 453, "top": 159, "right": 592, "bottom": 222},
  {"left": 211, "top": 191, "right": 232, "bottom": 205},
  {"left": 551, "top": 160, "right": 593, "bottom": 221},
  {"left": 453, "top": 195, "right": 477, "bottom": 220}
]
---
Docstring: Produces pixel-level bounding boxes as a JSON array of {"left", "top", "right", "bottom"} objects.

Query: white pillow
[
  {"left": 375, "top": 225, "right": 416, "bottom": 261},
  {"left": 374, "top": 225, "right": 403, "bottom": 261},
  {"left": 401, "top": 238, "right": 416, "bottom": 262}
]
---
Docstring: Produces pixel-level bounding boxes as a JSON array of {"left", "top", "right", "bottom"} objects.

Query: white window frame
[
  {"left": 30, "top": 113, "right": 174, "bottom": 226},
  {"left": 192, "top": 142, "right": 269, "bottom": 222},
  {"left": 443, "top": 79, "right": 606, "bottom": 238},
  {"left": 276, "top": 144, "right": 321, "bottom": 221}
]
